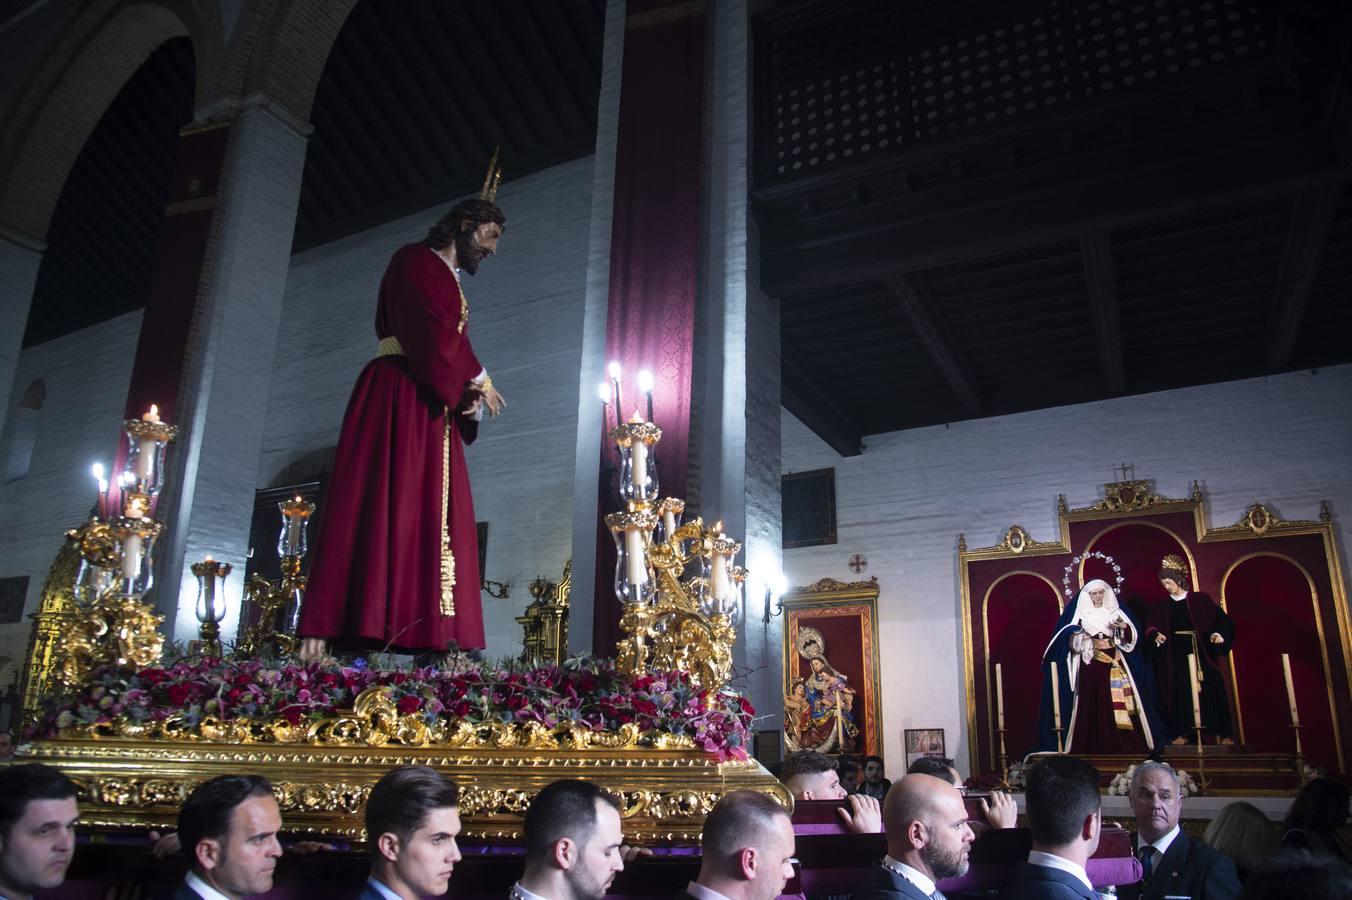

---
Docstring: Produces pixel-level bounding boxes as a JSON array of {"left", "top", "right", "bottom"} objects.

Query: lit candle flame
[{"left": 608, "top": 360, "right": 622, "bottom": 381}]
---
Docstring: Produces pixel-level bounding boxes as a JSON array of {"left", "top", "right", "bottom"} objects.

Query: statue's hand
[
  {"left": 1154, "top": 633, "right": 1167, "bottom": 647},
  {"left": 299, "top": 637, "right": 328, "bottom": 664},
  {"left": 1209, "top": 632, "right": 1224, "bottom": 645}
]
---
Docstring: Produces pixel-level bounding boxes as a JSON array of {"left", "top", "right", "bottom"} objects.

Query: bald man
[{"left": 850, "top": 775, "right": 975, "bottom": 900}]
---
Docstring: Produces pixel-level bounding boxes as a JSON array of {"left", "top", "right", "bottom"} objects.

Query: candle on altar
[
  {"left": 662, "top": 508, "right": 677, "bottom": 540},
  {"left": 1188, "top": 652, "right": 1202, "bottom": 729},
  {"left": 995, "top": 662, "right": 1006, "bottom": 731},
  {"left": 629, "top": 411, "right": 649, "bottom": 489},
  {"left": 125, "top": 495, "right": 147, "bottom": 519},
  {"left": 1282, "top": 652, "right": 1301, "bottom": 728},
  {"left": 624, "top": 527, "right": 647, "bottom": 587},
  {"left": 92, "top": 463, "right": 108, "bottom": 508},
  {"left": 133, "top": 405, "right": 161, "bottom": 482},
  {"left": 141, "top": 404, "right": 161, "bottom": 424},
  {"left": 608, "top": 362, "right": 623, "bottom": 428},
  {"left": 1051, "top": 661, "right": 1061, "bottom": 732}
]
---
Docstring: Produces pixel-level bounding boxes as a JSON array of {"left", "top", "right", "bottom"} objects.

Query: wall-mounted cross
[{"left": 1114, "top": 462, "right": 1135, "bottom": 481}]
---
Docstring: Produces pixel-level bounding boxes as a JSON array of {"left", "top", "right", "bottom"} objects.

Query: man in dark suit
[
  {"left": 174, "top": 774, "right": 283, "bottom": 900},
  {"left": 359, "top": 766, "right": 462, "bottom": 900},
  {"left": 0, "top": 764, "right": 79, "bottom": 900},
  {"left": 850, "top": 774, "right": 975, "bottom": 900},
  {"left": 675, "top": 790, "right": 795, "bottom": 900},
  {"left": 998, "top": 756, "right": 1101, "bottom": 900},
  {"left": 513, "top": 780, "right": 626, "bottom": 900},
  {"left": 1118, "top": 761, "right": 1240, "bottom": 900}
]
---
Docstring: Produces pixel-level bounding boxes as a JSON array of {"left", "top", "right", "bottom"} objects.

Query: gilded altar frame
[
  {"left": 780, "top": 577, "right": 884, "bottom": 758},
  {"left": 958, "top": 478, "right": 1352, "bottom": 780}
]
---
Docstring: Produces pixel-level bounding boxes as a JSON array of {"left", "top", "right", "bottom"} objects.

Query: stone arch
[
  {"left": 215, "top": 0, "right": 359, "bottom": 127},
  {"left": 0, "top": 0, "right": 221, "bottom": 242}
]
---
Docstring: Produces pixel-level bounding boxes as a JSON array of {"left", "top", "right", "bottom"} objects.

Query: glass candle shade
[
  {"left": 727, "top": 566, "right": 747, "bottom": 625},
  {"left": 612, "top": 422, "right": 662, "bottom": 504},
  {"left": 277, "top": 496, "right": 316, "bottom": 558},
  {"left": 191, "top": 558, "right": 232, "bottom": 625},
  {"left": 120, "top": 417, "right": 178, "bottom": 499},
  {"left": 75, "top": 558, "right": 115, "bottom": 606},
  {"left": 110, "top": 517, "right": 164, "bottom": 598},
  {"left": 708, "top": 535, "right": 742, "bottom": 615},
  {"left": 605, "top": 510, "right": 658, "bottom": 605}
]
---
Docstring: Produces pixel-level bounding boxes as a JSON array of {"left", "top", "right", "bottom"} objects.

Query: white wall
[
  {"left": 0, "top": 309, "right": 143, "bottom": 673},
  {"left": 780, "top": 365, "right": 1352, "bottom": 778},
  {"left": 260, "top": 157, "right": 595, "bottom": 657}
]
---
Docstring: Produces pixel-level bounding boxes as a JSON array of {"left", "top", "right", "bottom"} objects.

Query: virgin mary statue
[{"left": 1037, "top": 579, "right": 1168, "bottom": 754}]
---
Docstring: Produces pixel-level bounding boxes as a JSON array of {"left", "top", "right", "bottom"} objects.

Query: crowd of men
[{"left": 0, "top": 752, "right": 1347, "bottom": 900}]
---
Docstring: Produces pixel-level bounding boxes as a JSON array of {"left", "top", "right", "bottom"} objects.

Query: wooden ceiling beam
[
  {"left": 323, "top": 48, "right": 419, "bottom": 196},
  {"left": 1079, "top": 230, "right": 1126, "bottom": 394},
  {"left": 1266, "top": 186, "right": 1342, "bottom": 370},
  {"left": 884, "top": 274, "right": 983, "bottom": 415},
  {"left": 781, "top": 335, "right": 865, "bottom": 457},
  {"left": 431, "top": 1, "right": 539, "bottom": 149}
]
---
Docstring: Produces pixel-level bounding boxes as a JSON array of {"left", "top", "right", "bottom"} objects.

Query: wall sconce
[{"left": 762, "top": 573, "right": 790, "bottom": 624}]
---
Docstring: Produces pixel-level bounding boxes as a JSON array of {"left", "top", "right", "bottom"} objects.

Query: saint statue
[
  {"left": 784, "top": 628, "right": 860, "bottom": 753},
  {"left": 298, "top": 192, "right": 507, "bottom": 662},
  {"left": 1147, "top": 554, "right": 1236, "bottom": 744},
  {"left": 1039, "top": 578, "right": 1168, "bottom": 754}
]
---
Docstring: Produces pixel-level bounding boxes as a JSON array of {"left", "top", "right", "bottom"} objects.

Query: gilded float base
[{"left": 14, "top": 739, "right": 790, "bottom": 843}]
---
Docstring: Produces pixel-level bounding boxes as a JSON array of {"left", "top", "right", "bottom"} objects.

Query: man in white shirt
[
  {"left": 678, "top": 791, "right": 796, "bottom": 900},
  {"left": 174, "top": 775, "right": 283, "bottom": 900},
  {"left": 780, "top": 750, "right": 882, "bottom": 833},
  {"left": 850, "top": 774, "right": 974, "bottom": 900},
  {"left": 513, "top": 780, "right": 625, "bottom": 900},
  {"left": 360, "top": 766, "right": 462, "bottom": 900},
  {"left": 997, "top": 756, "right": 1100, "bottom": 900},
  {"left": 1119, "top": 761, "right": 1239, "bottom": 900},
  {"left": 0, "top": 764, "right": 79, "bottom": 900}
]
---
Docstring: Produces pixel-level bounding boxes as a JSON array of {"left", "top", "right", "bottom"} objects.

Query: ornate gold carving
[
  {"left": 1204, "top": 502, "right": 1323, "bottom": 539},
  {"left": 20, "top": 526, "right": 86, "bottom": 719},
  {"left": 517, "top": 561, "right": 571, "bottom": 666},
  {"left": 1074, "top": 478, "right": 1189, "bottom": 513},
  {"left": 793, "top": 576, "right": 879, "bottom": 594},
  {"left": 238, "top": 555, "right": 303, "bottom": 658}
]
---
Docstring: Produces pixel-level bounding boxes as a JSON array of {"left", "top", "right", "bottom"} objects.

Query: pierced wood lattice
[{"left": 754, "top": 0, "right": 1271, "bottom": 186}]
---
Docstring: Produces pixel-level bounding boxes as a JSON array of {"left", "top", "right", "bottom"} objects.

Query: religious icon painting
[
  {"left": 904, "top": 728, "right": 946, "bottom": 770},
  {"left": 781, "top": 577, "right": 883, "bottom": 757}
]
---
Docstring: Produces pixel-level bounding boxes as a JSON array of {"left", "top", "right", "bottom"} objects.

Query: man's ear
[
  {"left": 799, "top": 788, "right": 816, "bottom": 801},
  {"left": 196, "top": 837, "right": 223, "bottom": 872},
  {"left": 739, "top": 846, "right": 758, "bottom": 881},
  {"left": 907, "top": 820, "right": 927, "bottom": 851},
  {"left": 377, "top": 832, "right": 402, "bottom": 863},
  {"left": 1083, "top": 809, "right": 1101, "bottom": 842},
  {"left": 553, "top": 836, "right": 576, "bottom": 871}
]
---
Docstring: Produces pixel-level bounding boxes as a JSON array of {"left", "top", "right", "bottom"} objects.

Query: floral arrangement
[
  {"left": 33, "top": 656, "right": 755, "bottom": 762},
  {"left": 1063, "top": 550, "right": 1125, "bottom": 599},
  {"left": 1107, "top": 761, "right": 1200, "bottom": 796}
]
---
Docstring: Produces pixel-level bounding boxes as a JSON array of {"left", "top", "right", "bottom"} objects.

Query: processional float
[{"left": 12, "top": 380, "right": 785, "bottom": 840}]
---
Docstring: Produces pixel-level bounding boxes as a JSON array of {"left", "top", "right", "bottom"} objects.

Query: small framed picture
[{"left": 904, "top": 728, "right": 946, "bottom": 769}]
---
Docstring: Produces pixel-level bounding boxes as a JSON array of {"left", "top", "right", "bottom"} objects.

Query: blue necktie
[{"left": 1138, "top": 844, "right": 1156, "bottom": 882}]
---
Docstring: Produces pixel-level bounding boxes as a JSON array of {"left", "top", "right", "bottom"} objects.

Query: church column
[
  {"left": 0, "top": 231, "right": 44, "bottom": 441},
  {"left": 156, "top": 97, "right": 310, "bottom": 643},
  {"left": 568, "top": 0, "right": 627, "bottom": 655},
  {"left": 696, "top": 0, "right": 785, "bottom": 734}
]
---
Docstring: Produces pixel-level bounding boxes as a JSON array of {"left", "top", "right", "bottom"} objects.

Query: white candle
[
  {"left": 624, "top": 528, "right": 647, "bottom": 587},
  {"left": 141, "top": 404, "right": 161, "bottom": 423},
  {"left": 134, "top": 437, "right": 157, "bottom": 482},
  {"left": 631, "top": 439, "right": 648, "bottom": 490},
  {"left": 1282, "top": 652, "right": 1301, "bottom": 727},
  {"left": 285, "top": 499, "right": 303, "bottom": 554},
  {"left": 1051, "top": 661, "right": 1062, "bottom": 732},
  {"left": 995, "top": 663, "right": 1005, "bottom": 731},
  {"left": 121, "top": 533, "right": 142, "bottom": 580},
  {"left": 711, "top": 546, "right": 729, "bottom": 602},
  {"left": 663, "top": 509, "right": 677, "bottom": 539},
  {"left": 1188, "top": 653, "right": 1202, "bottom": 729}
]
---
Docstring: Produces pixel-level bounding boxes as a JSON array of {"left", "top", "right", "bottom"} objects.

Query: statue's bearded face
[{"left": 455, "top": 221, "right": 502, "bottom": 275}]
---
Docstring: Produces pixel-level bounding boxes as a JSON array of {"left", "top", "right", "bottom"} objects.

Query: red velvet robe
[{"left": 300, "top": 244, "right": 486, "bottom": 652}]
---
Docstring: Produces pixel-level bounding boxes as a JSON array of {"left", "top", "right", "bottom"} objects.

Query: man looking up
[
  {"left": 679, "top": 791, "right": 796, "bottom": 900},
  {"left": 851, "top": 774, "right": 975, "bottom": 900},
  {"left": 0, "top": 764, "right": 79, "bottom": 900},
  {"left": 1120, "top": 761, "right": 1239, "bottom": 900},
  {"left": 998, "top": 756, "right": 1102, "bottom": 900},
  {"left": 515, "top": 780, "right": 626, "bottom": 900},
  {"left": 361, "top": 766, "right": 462, "bottom": 900},
  {"left": 780, "top": 750, "right": 882, "bottom": 833},
  {"left": 175, "top": 774, "right": 283, "bottom": 900}
]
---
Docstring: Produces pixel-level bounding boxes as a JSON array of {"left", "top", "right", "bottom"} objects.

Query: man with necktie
[{"left": 1117, "top": 762, "right": 1239, "bottom": 900}]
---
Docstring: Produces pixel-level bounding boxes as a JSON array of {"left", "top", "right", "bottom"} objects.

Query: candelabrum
[
  {"left": 605, "top": 414, "right": 745, "bottom": 705},
  {"left": 192, "top": 558, "right": 232, "bottom": 657},
  {"left": 238, "top": 497, "right": 313, "bottom": 658}
]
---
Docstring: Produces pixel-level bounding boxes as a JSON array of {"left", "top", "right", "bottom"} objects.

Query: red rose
[
  {"left": 738, "top": 697, "right": 755, "bottom": 716},
  {"left": 166, "top": 684, "right": 193, "bottom": 706},
  {"left": 279, "top": 707, "right": 302, "bottom": 725},
  {"left": 633, "top": 699, "right": 659, "bottom": 717},
  {"left": 396, "top": 695, "right": 421, "bottom": 715},
  {"left": 452, "top": 701, "right": 472, "bottom": 717}
]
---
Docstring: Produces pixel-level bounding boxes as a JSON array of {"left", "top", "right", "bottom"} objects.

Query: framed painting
[
  {"left": 905, "top": 728, "right": 947, "bottom": 769},
  {"left": 781, "top": 577, "right": 883, "bottom": 758},
  {"left": 782, "top": 468, "right": 837, "bottom": 548}
]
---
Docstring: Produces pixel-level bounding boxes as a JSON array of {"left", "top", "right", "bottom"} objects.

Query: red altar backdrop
[{"left": 960, "top": 481, "right": 1351, "bottom": 779}]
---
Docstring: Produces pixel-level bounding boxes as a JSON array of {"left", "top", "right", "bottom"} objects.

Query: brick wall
[{"left": 780, "top": 365, "right": 1352, "bottom": 778}]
